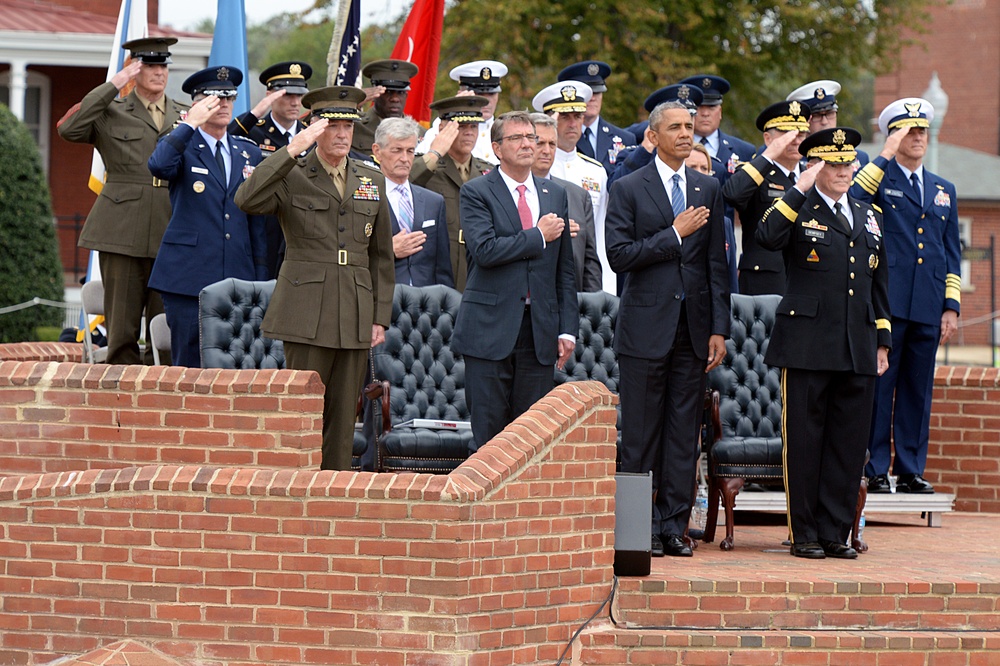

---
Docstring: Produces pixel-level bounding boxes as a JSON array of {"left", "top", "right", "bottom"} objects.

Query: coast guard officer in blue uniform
[
  {"left": 679, "top": 75, "right": 756, "bottom": 190},
  {"left": 148, "top": 66, "right": 268, "bottom": 367},
  {"left": 852, "top": 98, "right": 961, "bottom": 494},
  {"left": 786, "top": 80, "right": 870, "bottom": 170},
  {"left": 557, "top": 60, "right": 636, "bottom": 177}
]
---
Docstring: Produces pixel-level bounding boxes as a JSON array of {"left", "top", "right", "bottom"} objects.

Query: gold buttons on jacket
[
  {"left": 918, "top": 243, "right": 924, "bottom": 249},
  {"left": 849, "top": 289, "right": 854, "bottom": 296},
  {"left": 850, "top": 256, "right": 855, "bottom": 264},
  {"left": 850, "top": 272, "right": 855, "bottom": 279},
  {"left": 918, "top": 227, "right": 924, "bottom": 234},
  {"left": 918, "top": 258, "right": 924, "bottom": 264}
]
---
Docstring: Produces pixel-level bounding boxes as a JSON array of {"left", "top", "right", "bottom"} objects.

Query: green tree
[
  {"left": 433, "top": 0, "right": 928, "bottom": 141},
  {"left": 0, "top": 104, "right": 64, "bottom": 342}
]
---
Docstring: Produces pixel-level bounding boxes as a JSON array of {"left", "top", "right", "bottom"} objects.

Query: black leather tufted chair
[
  {"left": 554, "top": 291, "right": 621, "bottom": 447},
  {"left": 372, "top": 284, "right": 471, "bottom": 473},
  {"left": 199, "top": 278, "right": 285, "bottom": 370}
]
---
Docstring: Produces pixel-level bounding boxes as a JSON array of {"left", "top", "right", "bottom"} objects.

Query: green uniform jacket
[
  {"left": 410, "top": 153, "right": 494, "bottom": 292},
  {"left": 350, "top": 107, "right": 382, "bottom": 156},
  {"left": 57, "top": 81, "right": 188, "bottom": 258},
  {"left": 234, "top": 149, "right": 394, "bottom": 349}
]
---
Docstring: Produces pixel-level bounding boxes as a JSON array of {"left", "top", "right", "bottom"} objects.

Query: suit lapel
[
  {"left": 685, "top": 166, "right": 707, "bottom": 209},
  {"left": 849, "top": 198, "right": 866, "bottom": 241},
  {"left": 641, "top": 161, "right": 675, "bottom": 227},
  {"left": 889, "top": 159, "right": 922, "bottom": 208},
  {"left": 443, "top": 157, "right": 466, "bottom": 190},
  {"left": 194, "top": 133, "right": 228, "bottom": 188},
  {"left": 162, "top": 97, "right": 183, "bottom": 136},
  {"left": 305, "top": 152, "right": 342, "bottom": 204},
  {"left": 486, "top": 170, "right": 522, "bottom": 234},
  {"left": 410, "top": 188, "right": 425, "bottom": 231},
  {"left": 228, "top": 139, "right": 246, "bottom": 193},
  {"left": 125, "top": 91, "right": 159, "bottom": 133}
]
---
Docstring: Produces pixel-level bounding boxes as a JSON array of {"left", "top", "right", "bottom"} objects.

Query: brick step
[
  {"left": 577, "top": 625, "right": 1000, "bottom": 665},
  {"left": 614, "top": 578, "right": 999, "bottom": 630}
]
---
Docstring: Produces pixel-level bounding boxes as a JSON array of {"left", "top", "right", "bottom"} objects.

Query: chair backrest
[
  {"left": 199, "top": 278, "right": 285, "bottom": 369},
  {"left": 707, "top": 293, "right": 783, "bottom": 439},
  {"left": 555, "top": 290, "right": 619, "bottom": 395},
  {"left": 373, "top": 284, "right": 466, "bottom": 423},
  {"left": 80, "top": 280, "right": 104, "bottom": 317},
  {"left": 148, "top": 313, "right": 171, "bottom": 365}
]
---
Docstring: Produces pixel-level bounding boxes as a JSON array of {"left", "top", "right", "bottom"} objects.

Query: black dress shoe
[
  {"left": 867, "top": 474, "right": 891, "bottom": 493},
  {"left": 651, "top": 534, "right": 665, "bottom": 558},
  {"left": 895, "top": 473, "right": 934, "bottom": 494},
  {"left": 662, "top": 533, "right": 693, "bottom": 557},
  {"left": 790, "top": 542, "right": 826, "bottom": 559},
  {"left": 819, "top": 539, "right": 859, "bottom": 559}
]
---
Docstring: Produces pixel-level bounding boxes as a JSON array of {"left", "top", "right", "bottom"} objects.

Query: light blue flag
[{"left": 208, "top": 0, "right": 251, "bottom": 116}]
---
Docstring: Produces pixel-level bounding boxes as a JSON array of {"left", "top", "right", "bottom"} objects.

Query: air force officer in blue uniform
[
  {"left": 148, "top": 66, "right": 267, "bottom": 366},
  {"left": 557, "top": 61, "right": 636, "bottom": 177},
  {"left": 852, "top": 98, "right": 961, "bottom": 494}
]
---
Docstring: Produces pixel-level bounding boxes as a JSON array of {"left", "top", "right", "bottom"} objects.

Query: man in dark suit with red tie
[
  {"left": 453, "top": 111, "right": 578, "bottom": 452},
  {"left": 607, "top": 101, "right": 731, "bottom": 558}
]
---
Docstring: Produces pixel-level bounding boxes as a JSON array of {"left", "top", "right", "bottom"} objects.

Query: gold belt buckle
[
  {"left": 152, "top": 177, "right": 164, "bottom": 187},
  {"left": 338, "top": 249, "right": 348, "bottom": 266},
  {"left": 458, "top": 229, "right": 465, "bottom": 245}
]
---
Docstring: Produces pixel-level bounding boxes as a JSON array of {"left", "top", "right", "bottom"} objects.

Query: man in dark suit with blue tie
[
  {"left": 557, "top": 60, "right": 636, "bottom": 177},
  {"left": 148, "top": 66, "right": 268, "bottom": 366},
  {"left": 607, "top": 101, "right": 731, "bottom": 558},
  {"left": 852, "top": 98, "right": 961, "bottom": 495},
  {"left": 453, "top": 111, "right": 578, "bottom": 451},
  {"left": 372, "top": 116, "right": 453, "bottom": 288}
]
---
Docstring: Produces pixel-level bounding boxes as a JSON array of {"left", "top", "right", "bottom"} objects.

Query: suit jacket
[
  {"left": 147, "top": 125, "right": 268, "bottom": 296},
  {"left": 410, "top": 153, "right": 494, "bottom": 291},
  {"left": 389, "top": 183, "right": 454, "bottom": 288},
  {"left": 452, "top": 170, "right": 577, "bottom": 365},
  {"left": 606, "top": 161, "right": 731, "bottom": 359},
  {"left": 552, "top": 176, "right": 602, "bottom": 292},
  {"left": 235, "top": 150, "right": 395, "bottom": 349},
  {"left": 577, "top": 117, "right": 637, "bottom": 177},
  {"left": 723, "top": 154, "right": 796, "bottom": 282},
  {"left": 230, "top": 111, "right": 306, "bottom": 155},
  {"left": 851, "top": 156, "right": 961, "bottom": 325},
  {"left": 757, "top": 187, "right": 891, "bottom": 374},
  {"left": 57, "top": 82, "right": 188, "bottom": 258}
]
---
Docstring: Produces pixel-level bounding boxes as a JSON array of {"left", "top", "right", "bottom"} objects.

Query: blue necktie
[
  {"left": 581, "top": 127, "right": 595, "bottom": 158},
  {"left": 671, "top": 174, "right": 685, "bottom": 218},
  {"left": 395, "top": 184, "right": 413, "bottom": 233},
  {"left": 214, "top": 140, "right": 227, "bottom": 181},
  {"left": 910, "top": 172, "right": 922, "bottom": 203}
]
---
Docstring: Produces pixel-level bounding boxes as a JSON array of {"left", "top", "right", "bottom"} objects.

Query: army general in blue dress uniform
[
  {"left": 852, "top": 98, "right": 961, "bottom": 495},
  {"left": 148, "top": 66, "right": 268, "bottom": 367}
]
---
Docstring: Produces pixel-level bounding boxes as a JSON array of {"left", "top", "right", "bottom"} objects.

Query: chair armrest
[{"left": 701, "top": 389, "right": 722, "bottom": 454}]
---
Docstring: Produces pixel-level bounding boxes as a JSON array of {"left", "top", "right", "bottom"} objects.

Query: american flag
[{"left": 328, "top": 0, "right": 361, "bottom": 86}]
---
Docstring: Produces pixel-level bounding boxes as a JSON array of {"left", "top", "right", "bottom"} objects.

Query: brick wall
[
  {"left": 0, "top": 356, "right": 618, "bottom": 665},
  {"left": 926, "top": 366, "right": 1000, "bottom": 512}
]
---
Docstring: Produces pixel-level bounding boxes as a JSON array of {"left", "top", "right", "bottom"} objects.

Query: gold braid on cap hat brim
[
  {"left": 442, "top": 113, "right": 485, "bottom": 124},
  {"left": 763, "top": 116, "right": 810, "bottom": 132},
  {"left": 888, "top": 118, "right": 931, "bottom": 131},
  {"left": 543, "top": 101, "right": 588, "bottom": 114},
  {"left": 806, "top": 144, "right": 857, "bottom": 163},
  {"left": 313, "top": 109, "right": 361, "bottom": 121}
]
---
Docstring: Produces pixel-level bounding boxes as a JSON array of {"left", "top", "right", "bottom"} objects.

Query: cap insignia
[
  {"left": 390, "top": 62, "right": 399, "bottom": 71},
  {"left": 702, "top": 78, "right": 712, "bottom": 88},
  {"left": 905, "top": 102, "right": 922, "bottom": 117},
  {"left": 678, "top": 85, "right": 690, "bottom": 100},
  {"left": 789, "top": 101, "right": 801, "bottom": 117},
  {"left": 289, "top": 64, "right": 302, "bottom": 76},
  {"left": 560, "top": 85, "right": 577, "bottom": 101},
  {"left": 587, "top": 63, "right": 600, "bottom": 76},
  {"left": 339, "top": 90, "right": 350, "bottom": 99},
  {"left": 217, "top": 67, "right": 230, "bottom": 81},
  {"left": 481, "top": 67, "right": 491, "bottom": 80},
  {"left": 833, "top": 129, "right": 846, "bottom": 146},
  {"left": 815, "top": 87, "right": 825, "bottom": 100}
]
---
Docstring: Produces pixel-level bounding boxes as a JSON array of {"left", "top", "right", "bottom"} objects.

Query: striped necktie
[
  {"left": 670, "top": 174, "right": 685, "bottom": 218},
  {"left": 395, "top": 184, "right": 413, "bottom": 233}
]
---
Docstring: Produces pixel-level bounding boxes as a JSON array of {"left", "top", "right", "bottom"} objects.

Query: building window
[{"left": 0, "top": 69, "right": 52, "bottom": 174}]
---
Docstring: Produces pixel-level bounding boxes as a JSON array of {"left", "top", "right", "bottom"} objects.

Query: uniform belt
[
  {"left": 105, "top": 174, "right": 169, "bottom": 188},
  {"left": 292, "top": 249, "right": 369, "bottom": 267}
]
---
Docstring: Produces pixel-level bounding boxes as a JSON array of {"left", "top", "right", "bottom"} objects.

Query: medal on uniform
[
  {"left": 727, "top": 152, "right": 740, "bottom": 174},
  {"left": 354, "top": 176, "right": 380, "bottom": 201},
  {"left": 609, "top": 136, "right": 624, "bottom": 165},
  {"left": 242, "top": 164, "right": 254, "bottom": 180},
  {"left": 864, "top": 209, "right": 881, "bottom": 237},
  {"left": 869, "top": 254, "right": 878, "bottom": 269},
  {"left": 193, "top": 181, "right": 205, "bottom": 193},
  {"left": 581, "top": 177, "right": 600, "bottom": 193},
  {"left": 364, "top": 222, "right": 373, "bottom": 238},
  {"left": 934, "top": 189, "right": 951, "bottom": 207}
]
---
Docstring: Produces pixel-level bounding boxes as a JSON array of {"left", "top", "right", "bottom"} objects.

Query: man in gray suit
[
  {"left": 529, "top": 113, "right": 602, "bottom": 292},
  {"left": 453, "top": 111, "right": 578, "bottom": 451},
  {"left": 372, "top": 117, "right": 453, "bottom": 287}
]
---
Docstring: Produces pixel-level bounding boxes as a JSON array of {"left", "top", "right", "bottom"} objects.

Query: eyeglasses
[{"left": 498, "top": 133, "right": 538, "bottom": 144}]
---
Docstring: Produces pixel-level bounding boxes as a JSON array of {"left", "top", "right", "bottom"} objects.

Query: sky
[{"left": 157, "top": 0, "right": 408, "bottom": 32}]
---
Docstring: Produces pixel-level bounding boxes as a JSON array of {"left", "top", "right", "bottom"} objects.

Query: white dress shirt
[
  {"left": 816, "top": 188, "right": 854, "bottom": 229},
  {"left": 197, "top": 127, "right": 231, "bottom": 183},
  {"left": 653, "top": 153, "right": 687, "bottom": 245}
]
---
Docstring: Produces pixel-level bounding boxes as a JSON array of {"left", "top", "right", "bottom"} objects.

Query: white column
[{"left": 7, "top": 60, "right": 28, "bottom": 122}]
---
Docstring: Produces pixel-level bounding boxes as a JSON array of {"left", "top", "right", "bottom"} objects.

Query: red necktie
[{"left": 516, "top": 184, "right": 533, "bottom": 230}]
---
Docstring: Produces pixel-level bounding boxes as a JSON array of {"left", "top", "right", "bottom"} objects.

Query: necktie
[
  {"left": 700, "top": 136, "right": 709, "bottom": 146},
  {"left": 214, "top": 140, "right": 227, "bottom": 181},
  {"left": 835, "top": 202, "right": 852, "bottom": 232},
  {"left": 670, "top": 174, "right": 685, "bottom": 218},
  {"left": 148, "top": 104, "right": 162, "bottom": 131},
  {"left": 581, "top": 127, "right": 595, "bottom": 158},
  {"left": 396, "top": 184, "right": 413, "bottom": 233},
  {"left": 459, "top": 161, "right": 470, "bottom": 182},
  {"left": 788, "top": 170, "right": 797, "bottom": 186},
  {"left": 516, "top": 184, "right": 533, "bottom": 230},
  {"left": 910, "top": 172, "right": 922, "bottom": 203}
]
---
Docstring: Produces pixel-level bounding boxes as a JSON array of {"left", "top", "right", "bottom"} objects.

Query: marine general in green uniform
[
  {"left": 409, "top": 95, "right": 495, "bottom": 291},
  {"left": 235, "top": 86, "right": 395, "bottom": 471},
  {"left": 350, "top": 59, "right": 418, "bottom": 156},
  {"left": 57, "top": 37, "right": 189, "bottom": 364}
]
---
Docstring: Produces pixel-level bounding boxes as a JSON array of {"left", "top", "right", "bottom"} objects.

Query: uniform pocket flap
[
  {"left": 100, "top": 184, "right": 143, "bottom": 204},
  {"left": 354, "top": 270, "right": 372, "bottom": 292},
  {"left": 290, "top": 195, "right": 330, "bottom": 212},
  {"left": 109, "top": 126, "right": 142, "bottom": 141},
  {"left": 777, "top": 295, "right": 819, "bottom": 317},
  {"left": 280, "top": 263, "right": 326, "bottom": 287}
]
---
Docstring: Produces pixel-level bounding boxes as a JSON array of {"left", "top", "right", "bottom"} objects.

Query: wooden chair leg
[
  {"left": 719, "top": 477, "right": 744, "bottom": 551},
  {"left": 852, "top": 476, "right": 869, "bottom": 553},
  {"left": 703, "top": 475, "right": 722, "bottom": 543}
]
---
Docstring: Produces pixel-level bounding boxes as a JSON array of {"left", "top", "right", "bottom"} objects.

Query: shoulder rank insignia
[
  {"left": 358, "top": 159, "right": 381, "bottom": 171},
  {"left": 801, "top": 219, "right": 828, "bottom": 231},
  {"left": 934, "top": 189, "right": 951, "bottom": 207},
  {"left": 865, "top": 209, "right": 881, "bottom": 237},
  {"left": 807, "top": 249, "right": 820, "bottom": 262}
]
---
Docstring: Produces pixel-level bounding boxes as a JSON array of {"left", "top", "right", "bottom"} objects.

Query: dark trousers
[
  {"left": 619, "top": 310, "right": 706, "bottom": 536},
  {"left": 464, "top": 306, "right": 554, "bottom": 452},
  {"left": 867, "top": 317, "right": 940, "bottom": 478},
  {"left": 159, "top": 292, "right": 201, "bottom": 368},
  {"left": 782, "top": 367, "right": 874, "bottom": 545},
  {"left": 738, "top": 269, "right": 785, "bottom": 297},
  {"left": 99, "top": 252, "right": 162, "bottom": 365},
  {"left": 284, "top": 342, "right": 368, "bottom": 471}
]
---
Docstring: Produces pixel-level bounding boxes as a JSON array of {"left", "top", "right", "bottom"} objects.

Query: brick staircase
[{"left": 576, "top": 514, "right": 1000, "bottom": 665}]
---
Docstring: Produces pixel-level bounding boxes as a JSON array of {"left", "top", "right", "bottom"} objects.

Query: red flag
[{"left": 390, "top": 0, "right": 445, "bottom": 124}]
